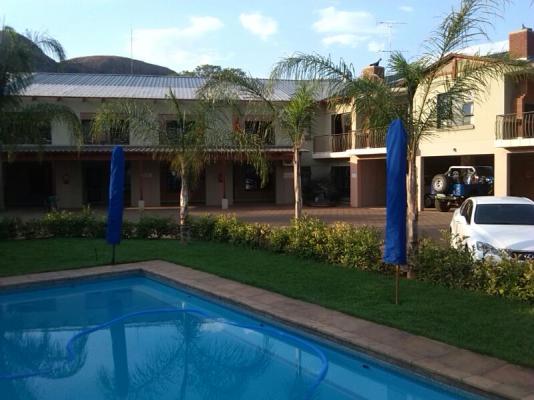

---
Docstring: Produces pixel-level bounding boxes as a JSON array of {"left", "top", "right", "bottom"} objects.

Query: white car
[{"left": 450, "top": 196, "right": 534, "bottom": 261}]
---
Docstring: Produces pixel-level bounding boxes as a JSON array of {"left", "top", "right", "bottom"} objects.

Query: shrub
[
  {"left": 473, "top": 259, "right": 534, "bottom": 302},
  {"left": 285, "top": 216, "right": 328, "bottom": 259},
  {"left": 190, "top": 215, "right": 216, "bottom": 240},
  {"left": 136, "top": 216, "right": 178, "bottom": 239},
  {"left": 42, "top": 208, "right": 104, "bottom": 238},
  {"left": 266, "top": 227, "right": 291, "bottom": 252},
  {"left": 0, "top": 217, "right": 20, "bottom": 240},
  {"left": 324, "top": 223, "right": 382, "bottom": 270},
  {"left": 411, "top": 238, "right": 474, "bottom": 288}
]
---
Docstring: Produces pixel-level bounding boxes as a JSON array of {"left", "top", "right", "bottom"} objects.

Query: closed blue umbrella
[
  {"left": 106, "top": 146, "right": 125, "bottom": 264},
  {"left": 383, "top": 119, "right": 407, "bottom": 304}
]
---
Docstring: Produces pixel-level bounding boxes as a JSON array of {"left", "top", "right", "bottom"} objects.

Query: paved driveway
[{"left": 1, "top": 205, "right": 451, "bottom": 239}]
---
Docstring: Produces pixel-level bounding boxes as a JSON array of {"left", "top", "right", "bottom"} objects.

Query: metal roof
[
  {"left": 6, "top": 144, "right": 295, "bottom": 153},
  {"left": 21, "top": 73, "right": 330, "bottom": 101}
]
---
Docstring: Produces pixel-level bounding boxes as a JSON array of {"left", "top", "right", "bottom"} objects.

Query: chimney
[
  {"left": 509, "top": 27, "right": 534, "bottom": 60},
  {"left": 361, "top": 65, "right": 385, "bottom": 80}
]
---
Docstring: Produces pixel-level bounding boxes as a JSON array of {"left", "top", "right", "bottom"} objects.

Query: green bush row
[
  {"left": 1, "top": 211, "right": 532, "bottom": 302},
  {"left": 412, "top": 238, "right": 534, "bottom": 302}
]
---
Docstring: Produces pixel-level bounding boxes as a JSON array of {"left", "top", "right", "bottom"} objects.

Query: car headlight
[{"left": 475, "top": 241, "right": 500, "bottom": 256}]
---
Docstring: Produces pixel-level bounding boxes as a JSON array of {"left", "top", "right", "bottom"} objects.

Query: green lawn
[{"left": 1, "top": 238, "right": 533, "bottom": 368}]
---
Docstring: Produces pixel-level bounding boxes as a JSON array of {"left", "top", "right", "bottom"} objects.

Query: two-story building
[{"left": 1, "top": 27, "right": 533, "bottom": 212}]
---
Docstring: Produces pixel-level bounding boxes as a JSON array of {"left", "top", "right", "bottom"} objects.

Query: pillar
[
  {"left": 416, "top": 155, "right": 425, "bottom": 212},
  {"left": 350, "top": 156, "right": 360, "bottom": 207},
  {"left": 494, "top": 148, "right": 510, "bottom": 196}
]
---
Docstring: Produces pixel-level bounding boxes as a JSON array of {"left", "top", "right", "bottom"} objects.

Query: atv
[{"left": 431, "top": 166, "right": 494, "bottom": 212}]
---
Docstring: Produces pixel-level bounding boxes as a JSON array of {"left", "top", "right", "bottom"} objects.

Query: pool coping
[{"left": 1, "top": 260, "right": 533, "bottom": 400}]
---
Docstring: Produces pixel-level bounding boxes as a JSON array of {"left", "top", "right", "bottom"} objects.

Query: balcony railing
[
  {"left": 313, "top": 128, "right": 387, "bottom": 154},
  {"left": 495, "top": 111, "right": 534, "bottom": 140}
]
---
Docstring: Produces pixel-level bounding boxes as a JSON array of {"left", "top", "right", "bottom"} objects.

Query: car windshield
[{"left": 474, "top": 204, "right": 534, "bottom": 225}]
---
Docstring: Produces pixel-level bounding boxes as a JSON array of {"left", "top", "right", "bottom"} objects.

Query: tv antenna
[
  {"left": 130, "top": 26, "right": 134, "bottom": 74},
  {"left": 377, "top": 20, "right": 407, "bottom": 54}
]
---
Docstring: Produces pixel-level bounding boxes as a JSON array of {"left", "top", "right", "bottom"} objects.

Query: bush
[
  {"left": 411, "top": 238, "right": 474, "bottom": 288},
  {"left": 190, "top": 215, "right": 216, "bottom": 240},
  {"left": 0, "top": 217, "right": 20, "bottom": 240},
  {"left": 136, "top": 216, "right": 178, "bottom": 239},
  {"left": 473, "top": 259, "right": 534, "bottom": 302}
]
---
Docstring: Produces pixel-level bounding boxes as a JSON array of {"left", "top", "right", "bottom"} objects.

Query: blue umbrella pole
[
  {"left": 111, "top": 244, "right": 116, "bottom": 265},
  {"left": 395, "top": 265, "right": 400, "bottom": 305}
]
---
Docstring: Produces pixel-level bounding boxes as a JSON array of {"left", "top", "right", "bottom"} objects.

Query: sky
[{"left": 2, "top": 0, "right": 534, "bottom": 77}]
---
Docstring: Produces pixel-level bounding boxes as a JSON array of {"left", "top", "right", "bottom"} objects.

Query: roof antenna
[
  {"left": 377, "top": 20, "right": 407, "bottom": 54},
  {"left": 130, "top": 26, "right": 133, "bottom": 75}
]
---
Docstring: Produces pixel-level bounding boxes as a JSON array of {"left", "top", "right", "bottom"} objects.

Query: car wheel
[
  {"left": 435, "top": 199, "right": 450, "bottom": 212},
  {"left": 431, "top": 174, "right": 449, "bottom": 194}
]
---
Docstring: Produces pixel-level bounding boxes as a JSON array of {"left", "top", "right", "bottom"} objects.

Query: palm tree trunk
[
  {"left": 407, "top": 154, "right": 418, "bottom": 251},
  {"left": 293, "top": 147, "right": 302, "bottom": 219},
  {"left": 179, "top": 172, "right": 189, "bottom": 242}
]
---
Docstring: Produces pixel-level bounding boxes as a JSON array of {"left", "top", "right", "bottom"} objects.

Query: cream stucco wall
[{"left": 130, "top": 160, "right": 161, "bottom": 207}]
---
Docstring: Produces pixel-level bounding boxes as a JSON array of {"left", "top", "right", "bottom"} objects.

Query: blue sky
[{"left": 2, "top": 0, "right": 533, "bottom": 77}]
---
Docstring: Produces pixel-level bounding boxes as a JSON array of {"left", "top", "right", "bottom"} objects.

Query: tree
[
  {"left": 200, "top": 70, "right": 318, "bottom": 220},
  {"left": 179, "top": 64, "right": 246, "bottom": 79},
  {"left": 92, "top": 90, "right": 268, "bottom": 239},
  {"left": 0, "top": 26, "right": 81, "bottom": 154},
  {"left": 279, "top": 84, "right": 316, "bottom": 219},
  {"left": 271, "top": 0, "right": 533, "bottom": 249}
]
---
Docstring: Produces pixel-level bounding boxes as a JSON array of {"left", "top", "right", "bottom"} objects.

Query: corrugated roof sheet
[
  {"left": 7, "top": 145, "right": 295, "bottom": 153},
  {"left": 21, "top": 73, "right": 333, "bottom": 101}
]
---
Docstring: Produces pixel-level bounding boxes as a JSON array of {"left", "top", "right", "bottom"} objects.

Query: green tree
[
  {"left": 271, "top": 0, "right": 533, "bottom": 249},
  {"left": 92, "top": 90, "right": 268, "bottom": 239},
  {"left": 0, "top": 26, "right": 81, "bottom": 154},
  {"left": 200, "top": 70, "right": 317, "bottom": 220},
  {"left": 279, "top": 84, "right": 316, "bottom": 219}
]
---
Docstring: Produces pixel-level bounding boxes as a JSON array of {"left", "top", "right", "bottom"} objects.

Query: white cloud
[
  {"left": 399, "top": 5, "right": 414, "bottom": 13},
  {"left": 313, "top": 7, "right": 387, "bottom": 48},
  {"left": 131, "top": 16, "right": 227, "bottom": 71},
  {"left": 368, "top": 40, "right": 385, "bottom": 53},
  {"left": 459, "top": 40, "right": 508, "bottom": 56},
  {"left": 239, "top": 12, "right": 278, "bottom": 40}
]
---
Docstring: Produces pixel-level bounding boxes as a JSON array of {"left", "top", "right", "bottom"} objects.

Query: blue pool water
[{"left": 0, "top": 276, "right": 482, "bottom": 400}]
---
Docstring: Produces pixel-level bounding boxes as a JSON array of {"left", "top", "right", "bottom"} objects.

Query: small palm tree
[
  {"left": 92, "top": 87, "right": 268, "bottom": 239},
  {"left": 279, "top": 84, "right": 316, "bottom": 218},
  {"left": 0, "top": 26, "right": 81, "bottom": 158},
  {"left": 200, "top": 71, "right": 317, "bottom": 219},
  {"left": 271, "top": 0, "right": 533, "bottom": 249}
]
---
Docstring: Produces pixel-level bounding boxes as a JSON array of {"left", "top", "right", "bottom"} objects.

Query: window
[
  {"left": 160, "top": 118, "right": 196, "bottom": 145},
  {"left": 243, "top": 164, "right": 260, "bottom": 191},
  {"left": 461, "top": 200, "right": 473, "bottom": 224},
  {"left": 244, "top": 120, "right": 274, "bottom": 144},
  {"left": 83, "top": 118, "right": 129, "bottom": 144},
  {"left": 474, "top": 204, "right": 534, "bottom": 225},
  {"left": 331, "top": 113, "right": 352, "bottom": 135},
  {"left": 437, "top": 93, "right": 474, "bottom": 128}
]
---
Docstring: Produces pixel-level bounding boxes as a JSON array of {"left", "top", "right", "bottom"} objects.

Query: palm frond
[
  {"left": 279, "top": 83, "right": 317, "bottom": 148},
  {"left": 24, "top": 30, "right": 66, "bottom": 61}
]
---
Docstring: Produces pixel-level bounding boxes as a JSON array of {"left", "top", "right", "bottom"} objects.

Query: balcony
[
  {"left": 312, "top": 129, "right": 387, "bottom": 158},
  {"left": 495, "top": 111, "right": 534, "bottom": 147}
]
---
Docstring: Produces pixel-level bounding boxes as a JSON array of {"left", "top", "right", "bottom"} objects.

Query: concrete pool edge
[{"left": 0, "top": 260, "right": 532, "bottom": 400}]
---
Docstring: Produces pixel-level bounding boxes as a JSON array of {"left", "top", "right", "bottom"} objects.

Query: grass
[{"left": 1, "top": 238, "right": 533, "bottom": 368}]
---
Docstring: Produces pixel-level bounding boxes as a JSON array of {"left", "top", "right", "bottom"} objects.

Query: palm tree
[
  {"left": 0, "top": 26, "right": 81, "bottom": 154},
  {"left": 271, "top": 0, "right": 533, "bottom": 249},
  {"left": 200, "top": 71, "right": 317, "bottom": 219},
  {"left": 92, "top": 87, "right": 269, "bottom": 239},
  {"left": 279, "top": 84, "right": 316, "bottom": 219}
]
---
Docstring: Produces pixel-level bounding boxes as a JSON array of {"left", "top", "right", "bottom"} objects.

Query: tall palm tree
[
  {"left": 200, "top": 71, "right": 317, "bottom": 219},
  {"left": 92, "top": 88, "right": 269, "bottom": 239},
  {"left": 0, "top": 26, "right": 81, "bottom": 155},
  {"left": 271, "top": 0, "right": 533, "bottom": 249}
]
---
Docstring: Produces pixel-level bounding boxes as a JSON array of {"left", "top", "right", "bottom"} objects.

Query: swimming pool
[{"left": 0, "top": 275, "right": 483, "bottom": 399}]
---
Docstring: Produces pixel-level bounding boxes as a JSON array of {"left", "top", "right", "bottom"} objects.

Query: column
[
  {"left": 494, "top": 149, "right": 509, "bottom": 196},
  {"left": 349, "top": 156, "right": 360, "bottom": 207},
  {"left": 416, "top": 156, "right": 425, "bottom": 212}
]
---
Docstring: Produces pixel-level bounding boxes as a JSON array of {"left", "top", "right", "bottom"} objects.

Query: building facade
[{"left": 1, "top": 28, "right": 533, "bottom": 211}]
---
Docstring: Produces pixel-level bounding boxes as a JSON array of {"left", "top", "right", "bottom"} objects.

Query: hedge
[{"left": 1, "top": 211, "right": 533, "bottom": 302}]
